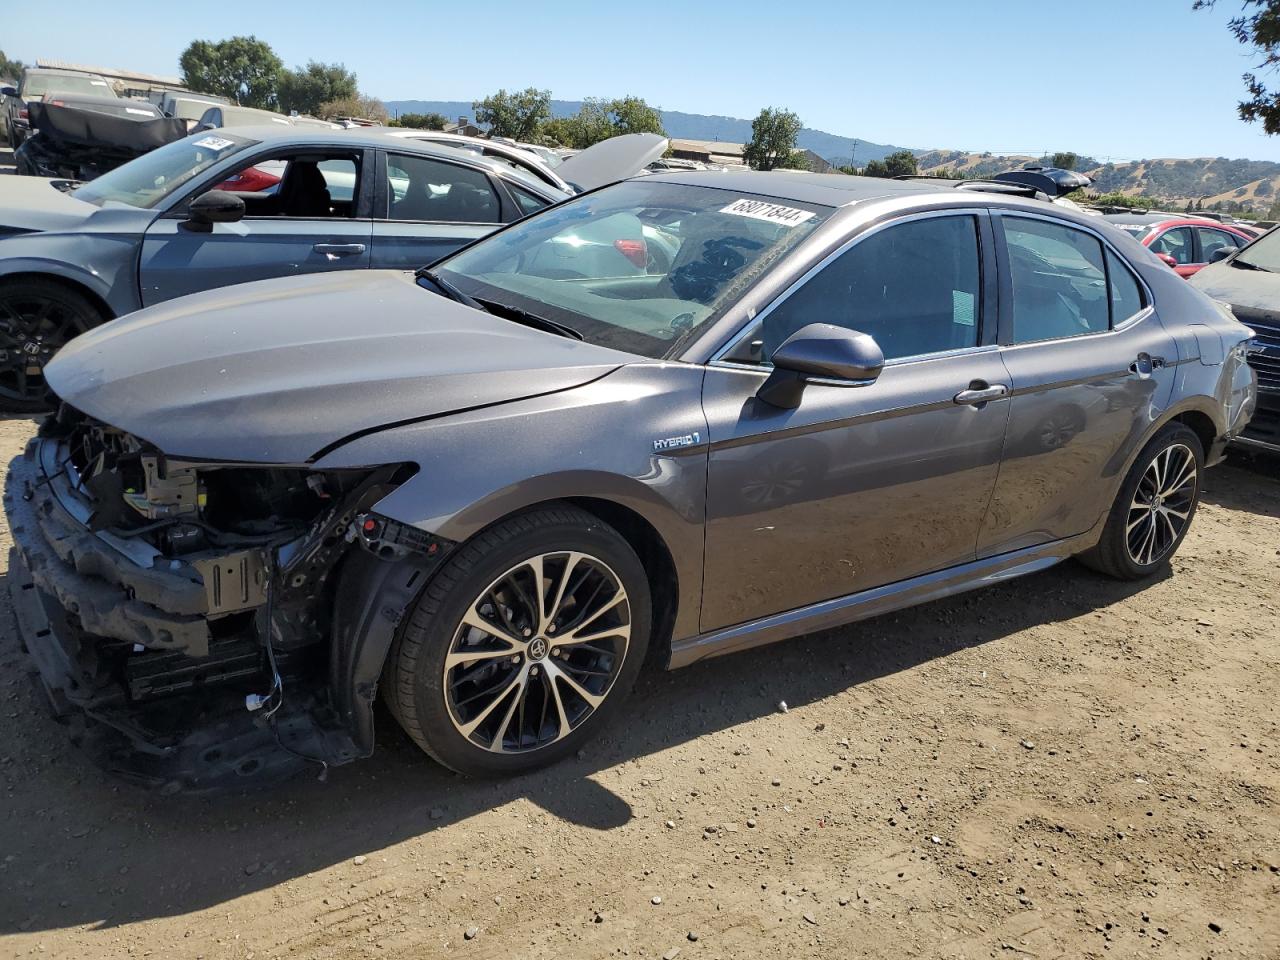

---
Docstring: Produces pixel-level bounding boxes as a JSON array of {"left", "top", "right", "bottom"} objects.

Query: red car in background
[{"left": 1104, "top": 214, "right": 1255, "bottom": 278}]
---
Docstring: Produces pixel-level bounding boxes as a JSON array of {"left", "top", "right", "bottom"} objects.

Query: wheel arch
[{"left": 0, "top": 268, "right": 115, "bottom": 323}]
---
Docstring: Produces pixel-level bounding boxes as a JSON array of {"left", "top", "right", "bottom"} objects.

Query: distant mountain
[
  {"left": 384, "top": 99, "right": 908, "bottom": 163},
  {"left": 917, "top": 150, "right": 1280, "bottom": 213}
]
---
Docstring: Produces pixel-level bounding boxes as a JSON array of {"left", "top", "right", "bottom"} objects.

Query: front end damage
[{"left": 4, "top": 407, "right": 448, "bottom": 791}]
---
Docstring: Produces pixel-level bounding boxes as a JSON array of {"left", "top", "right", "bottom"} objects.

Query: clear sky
[{"left": 8, "top": 0, "right": 1280, "bottom": 161}]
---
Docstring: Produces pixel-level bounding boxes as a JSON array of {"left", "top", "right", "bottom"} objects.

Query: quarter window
[
  {"left": 507, "top": 182, "right": 551, "bottom": 218},
  {"left": 386, "top": 154, "right": 501, "bottom": 223},
  {"left": 1106, "top": 250, "right": 1144, "bottom": 324},
  {"left": 757, "top": 215, "right": 982, "bottom": 362},
  {"left": 1004, "top": 217, "right": 1109, "bottom": 343}
]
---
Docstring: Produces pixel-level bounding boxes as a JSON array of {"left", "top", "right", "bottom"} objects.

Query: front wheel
[
  {"left": 1079, "top": 423, "right": 1203, "bottom": 580},
  {"left": 0, "top": 278, "right": 104, "bottom": 413},
  {"left": 384, "top": 506, "right": 652, "bottom": 776}
]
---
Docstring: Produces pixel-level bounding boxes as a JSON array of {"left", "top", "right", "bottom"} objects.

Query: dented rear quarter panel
[{"left": 314, "top": 363, "right": 710, "bottom": 644}]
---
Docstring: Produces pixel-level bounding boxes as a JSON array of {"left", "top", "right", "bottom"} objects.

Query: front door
[
  {"left": 700, "top": 211, "right": 1011, "bottom": 632},
  {"left": 139, "top": 150, "right": 372, "bottom": 306},
  {"left": 978, "top": 213, "right": 1178, "bottom": 557}
]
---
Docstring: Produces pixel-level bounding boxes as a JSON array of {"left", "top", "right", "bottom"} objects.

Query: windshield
[
  {"left": 23, "top": 74, "right": 114, "bottom": 98},
  {"left": 434, "top": 180, "right": 832, "bottom": 359},
  {"left": 1233, "top": 228, "right": 1280, "bottom": 271},
  {"left": 73, "top": 131, "right": 256, "bottom": 208}
]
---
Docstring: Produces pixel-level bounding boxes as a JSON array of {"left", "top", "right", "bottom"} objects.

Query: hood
[
  {"left": 0, "top": 175, "right": 100, "bottom": 232},
  {"left": 557, "top": 133, "right": 668, "bottom": 192},
  {"left": 46, "top": 270, "right": 631, "bottom": 463},
  {"left": 1189, "top": 260, "right": 1280, "bottom": 326}
]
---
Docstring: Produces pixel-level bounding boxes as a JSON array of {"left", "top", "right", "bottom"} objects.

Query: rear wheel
[
  {"left": 0, "top": 279, "right": 104, "bottom": 412},
  {"left": 1079, "top": 423, "right": 1203, "bottom": 580},
  {"left": 385, "top": 506, "right": 652, "bottom": 776}
]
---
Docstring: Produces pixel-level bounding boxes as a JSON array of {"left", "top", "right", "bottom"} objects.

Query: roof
[
  {"left": 34, "top": 60, "right": 183, "bottom": 87},
  {"left": 224, "top": 126, "right": 561, "bottom": 197},
  {"left": 651, "top": 169, "right": 957, "bottom": 207}
]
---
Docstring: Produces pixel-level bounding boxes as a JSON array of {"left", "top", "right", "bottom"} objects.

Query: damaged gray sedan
[{"left": 5, "top": 172, "right": 1258, "bottom": 790}]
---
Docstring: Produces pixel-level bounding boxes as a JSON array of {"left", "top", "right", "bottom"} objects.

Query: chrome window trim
[
  {"left": 995, "top": 208, "right": 1155, "bottom": 335},
  {"left": 709, "top": 207, "right": 992, "bottom": 367}
]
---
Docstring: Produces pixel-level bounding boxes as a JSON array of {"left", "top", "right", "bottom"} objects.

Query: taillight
[
  {"left": 614, "top": 238, "right": 647, "bottom": 269},
  {"left": 18, "top": 107, "right": 28, "bottom": 120}
]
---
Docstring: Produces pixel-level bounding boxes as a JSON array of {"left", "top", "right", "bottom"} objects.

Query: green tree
[
  {"left": 742, "top": 107, "right": 803, "bottom": 171},
  {"left": 1196, "top": 0, "right": 1280, "bottom": 133},
  {"left": 541, "top": 96, "right": 666, "bottom": 149},
  {"left": 278, "top": 61, "right": 357, "bottom": 117},
  {"left": 473, "top": 87, "right": 551, "bottom": 140},
  {"left": 0, "top": 49, "right": 23, "bottom": 81},
  {"left": 391, "top": 111, "right": 449, "bottom": 130},
  {"left": 1050, "top": 151, "right": 1079, "bottom": 170},
  {"left": 862, "top": 149, "right": 919, "bottom": 178},
  {"left": 318, "top": 94, "right": 388, "bottom": 123},
  {"left": 179, "top": 36, "right": 283, "bottom": 108}
]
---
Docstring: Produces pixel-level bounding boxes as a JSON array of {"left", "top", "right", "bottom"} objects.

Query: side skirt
[{"left": 669, "top": 534, "right": 1096, "bottom": 669}]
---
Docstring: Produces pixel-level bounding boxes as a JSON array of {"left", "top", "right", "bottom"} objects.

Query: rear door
[
  {"left": 138, "top": 147, "right": 373, "bottom": 305},
  {"left": 368, "top": 150, "right": 512, "bottom": 269},
  {"left": 1194, "top": 226, "right": 1245, "bottom": 274},
  {"left": 978, "top": 212, "right": 1177, "bottom": 557}
]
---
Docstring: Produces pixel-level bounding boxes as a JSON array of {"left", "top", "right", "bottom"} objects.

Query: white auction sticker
[
  {"left": 193, "top": 135, "right": 236, "bottom": 151},
  {"left": 720, "top": 198, "right": 814, "bottom": 227}
]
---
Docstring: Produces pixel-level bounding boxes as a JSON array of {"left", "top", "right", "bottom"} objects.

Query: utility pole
[{"left": 849, "top": 139, "right": 858, "bottom": 172}]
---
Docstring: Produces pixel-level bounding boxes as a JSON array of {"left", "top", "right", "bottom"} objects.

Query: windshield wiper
[
  {"left": 474, "top": 298, "right": 584, "bottom": 341},
  {"left": 1230, "top": 258, "right": 1272, "bottom": 272},
  {"left": 416, "top": 267, "right": 488, "bottom": 310}
]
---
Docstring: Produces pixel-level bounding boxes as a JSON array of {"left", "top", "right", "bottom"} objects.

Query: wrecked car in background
[
  {"left": 15, "top": 98, "right": 188, "bottom": 181},
  {"left": 0, "top": 127, "right": 662, "bottom": 411},
  {"left": 5, "top": 171, "right": 1256, "bottom": 791},
  {"left": 3, "top": 67, "right": 117, "bottom": 148}
]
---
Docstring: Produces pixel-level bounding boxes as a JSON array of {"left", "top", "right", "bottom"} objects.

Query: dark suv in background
[{"left": 1190, "top": 227, "right": 1280, "bottom": 452}]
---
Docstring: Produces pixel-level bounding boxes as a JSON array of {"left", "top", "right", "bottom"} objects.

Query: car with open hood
[
  {"left": 4, "top": 170, "right": 1256, "bottom": 792},
  {"left": 3, "top": 67, "right": 117, "bottom": 148},
  {"left": 0, "top": 127, "right": 661, "bottom": 411}
]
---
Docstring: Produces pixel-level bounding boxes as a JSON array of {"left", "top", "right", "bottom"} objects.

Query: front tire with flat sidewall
[
  {"left": 385, "top": 505, "right": 652, "bottom": 777},
  {"left": 1079, "top": 423, "right": 1203, "bottom": 580}
]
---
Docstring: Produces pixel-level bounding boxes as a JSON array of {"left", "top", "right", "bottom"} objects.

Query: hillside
[
  {"left": 385, "top": 99, "right": 906, "bottom": 163},
  {"left": 918, "top": 150, "right": 1280, "bottom": 213},
  {"left": 386, "top": 100, "right": 1280, "bottom": 212}
]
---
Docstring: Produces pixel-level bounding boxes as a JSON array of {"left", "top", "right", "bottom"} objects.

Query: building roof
[
  {"left": 670, "top": 138, "right": 746, "bottom": 157},
  {"left": 34, "top": 59, "right": 184, "bottom": 88}
]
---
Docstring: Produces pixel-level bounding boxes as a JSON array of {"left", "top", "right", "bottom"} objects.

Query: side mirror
[
  {"left": 1156, "top": 253, "right": 1179, "bottom": 268},
  {"left": 185, "top": 190, "right": 245, "bottom": 231},
  {"left": 757, "top": 323, "right": 885, "bottom": 409},
  {"left": 1210, "top": 247, "right": 1232, "bottom": 264},
  {"left": 0, "top": 86, "right": 16, "bottom": 98}
]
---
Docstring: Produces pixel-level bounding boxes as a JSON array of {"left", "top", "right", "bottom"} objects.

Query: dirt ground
[{"left": 0, "top": 413, "right": 1276, "bottom": 960}]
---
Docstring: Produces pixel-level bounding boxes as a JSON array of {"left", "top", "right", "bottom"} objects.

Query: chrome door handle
[
  {"left": 954, "top": 384, "right": 1008, "bottom": 405},
  {"left": 312, "top": 243, "right": 366, "bottom": 256}
]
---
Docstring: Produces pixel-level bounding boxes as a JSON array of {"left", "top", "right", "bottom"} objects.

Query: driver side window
[
  {"left": 746, "top": 214, "right": 982, "bottom": 364},
  {"left": 211, "top": 153, "right": 361, "bottom": 219}
]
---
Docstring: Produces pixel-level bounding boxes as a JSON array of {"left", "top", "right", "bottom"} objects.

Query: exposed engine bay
[{"left": 4, "top": 406, "right": 449, "bottom": 791}]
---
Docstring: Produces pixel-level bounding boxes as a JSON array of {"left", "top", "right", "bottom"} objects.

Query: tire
[
  {"left": 0, "top": 278, "right": 106, "bottom": 413},
  {"left": 1078, "top": 423, "right": 1203, "bottom": 580},
  {"left": 384, "top": 505, "right": 652, "bottom": 776}
]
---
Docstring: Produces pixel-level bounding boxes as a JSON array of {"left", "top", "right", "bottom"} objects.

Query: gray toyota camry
[{"left": 5, "top": 171, "right": 1257, "bottom": 790}]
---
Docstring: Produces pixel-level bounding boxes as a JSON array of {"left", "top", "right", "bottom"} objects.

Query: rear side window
[
  {"left": 759, "top": 214, "right": 982, "bottom": 362},
  {"left": 1149, "top": 226, "right": 1193, "bottom": 265},
  {"left": 1004, "top": 217, "right": 1109, "bottom": 343},
  {"left": 386, "top": 154, "right": 501, "bottom": 223}
]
